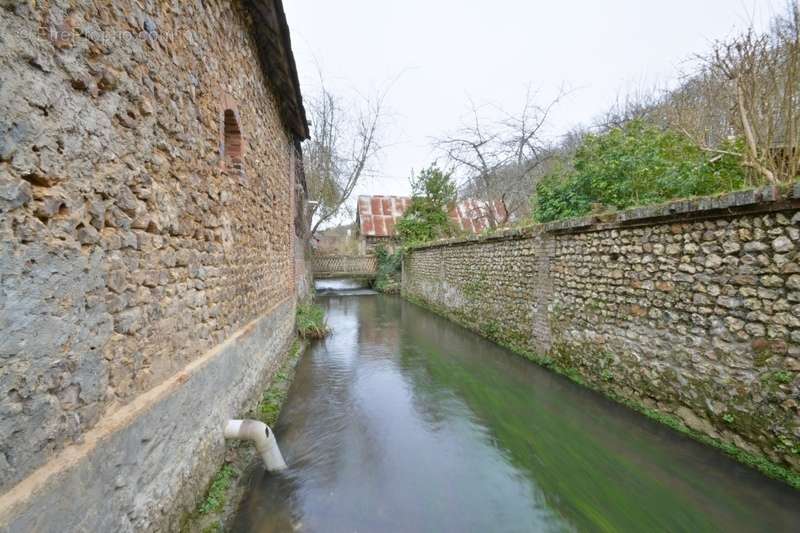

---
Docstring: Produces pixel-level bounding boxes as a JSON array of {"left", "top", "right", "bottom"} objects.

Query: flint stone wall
[
  {"left": 0, "top": 0, "right": 304, "bottom": 528},
  {"left": 403, "top": 186, "right": 800, "bottom": 474}
]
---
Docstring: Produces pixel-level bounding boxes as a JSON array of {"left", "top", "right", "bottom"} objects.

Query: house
[
  {"left": 0, "top": 1, "right": 308, "bottom": 530},
  {"left": 355, "top": 194, "right": 509, "bottom": 253}
]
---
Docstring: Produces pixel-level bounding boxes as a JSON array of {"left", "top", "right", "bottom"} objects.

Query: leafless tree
[
  {"left": 596, "top": 85, "right": 665, "bottom": 131},
  {"left": 304, "top": 78, "right": 386, "bottom": 238},
  {"left": 434, "top": 87, "right": 566, "bottom": 226},
  {"left": 706, "top": 2, "right": 800, "bottom": 184},
  {"left": 658, "top": 68, "right": 737, "bottom": 149}
]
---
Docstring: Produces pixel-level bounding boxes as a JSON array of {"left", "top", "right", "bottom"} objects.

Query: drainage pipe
[{"left": 224, "top": 419, "right": 287, "bottom": 471}]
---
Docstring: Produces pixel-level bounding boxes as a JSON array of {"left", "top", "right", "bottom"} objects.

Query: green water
[{"left": 232, "top": 288, "right": 800, "bottom": 532}]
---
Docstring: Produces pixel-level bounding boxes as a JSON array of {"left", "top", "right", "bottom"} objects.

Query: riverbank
[
  {"left": 230, "top": 292, "right": 800, "bottom": 532},
  {"left": 402, "top": 187, "right": 800, "bottom": 487},
  {"left": 182, "top": 339, "right": 306, "bottom": 533}
]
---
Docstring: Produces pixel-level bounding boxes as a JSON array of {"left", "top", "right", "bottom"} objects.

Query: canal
[{"left": 231, "top": 281, "right": 800, "bottom": 532}]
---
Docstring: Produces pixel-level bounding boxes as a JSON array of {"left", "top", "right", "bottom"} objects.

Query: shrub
[
  {"left": 397, "top": 164, "right": 458, "bottom": 244},
  {"left": 533, "top": 120, "right": 749, "bottom": 222},
  {"left": 373, "top": 244, "right": 403, "bottom": 293}
]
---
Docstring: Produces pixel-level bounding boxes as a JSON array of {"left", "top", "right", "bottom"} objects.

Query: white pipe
[{"left": 224, "top": 419, "right": 287, "bottom": 471}]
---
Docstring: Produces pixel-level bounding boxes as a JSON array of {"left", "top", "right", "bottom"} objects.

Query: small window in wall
[{"left": 222, "top": 108, "right": 244, "bottom": 172}]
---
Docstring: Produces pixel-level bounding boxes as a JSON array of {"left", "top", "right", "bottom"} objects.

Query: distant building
[
  {"left": 355, "top": 195, "right": 509, "bottom": 253},
  {"left": 448, "top": 198, "right": 509, "bottom": 234},
  {"left": 356, "top": 195, "right": 411, "bottom": 253},
  {"left": 312, "top": 223, "right": 359, "bottom": 254}
]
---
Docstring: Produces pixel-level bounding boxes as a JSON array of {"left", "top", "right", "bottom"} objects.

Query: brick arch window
[{"left": 219, "top": 97, "right": 246, "bottom": 172}]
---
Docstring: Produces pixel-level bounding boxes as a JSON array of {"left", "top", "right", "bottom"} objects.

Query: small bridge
[{"left": 312, "top": 254, "right": 378, "bottom": 279}]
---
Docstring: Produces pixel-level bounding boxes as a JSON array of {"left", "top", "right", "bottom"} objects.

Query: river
[{"left": 231, "top": 280, "right": 800, "bottom": 532}]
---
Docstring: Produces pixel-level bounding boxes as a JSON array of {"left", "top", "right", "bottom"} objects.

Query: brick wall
[
  {"left": 403, "top": 186, "right": 800, "bottom": 475},
  {"left": 0, "top": 0, "right": 304, "bottom": 520}
]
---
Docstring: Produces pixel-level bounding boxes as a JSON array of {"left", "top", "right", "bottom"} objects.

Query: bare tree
[
  {"left": 583, "top": 2, "right": 800, "bottom": 187},
  {"left": 435, "top": 87, "right": 565, "bottom": 226},
  {"left": 304, "top": 78, "right": 386, "bottom": 238},
  {"left": 659, "top": 68, "right": 737, "bottom": 150},
  {"left": 596, "top": 85, "right": 665, "bottom": 131},
  {"left": 707, "top": 3, "right": 800, "bottom": 184}
]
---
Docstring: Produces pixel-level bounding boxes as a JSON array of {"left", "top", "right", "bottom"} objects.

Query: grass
[
  {"left": 184, "top": 339, "right": 307, "bottom": 532},
  {"left": 197, "top": 464, "right": 237, "bottom": 516},
  {"left": 296, "top": 302, "right": 329, "bottom": 339},
  {"left": 257, "top": 339, "right": 303, "bottom": 426}
]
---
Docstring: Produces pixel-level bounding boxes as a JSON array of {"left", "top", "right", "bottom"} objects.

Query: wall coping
[{"left": 409, "top": 184, "right": 800, "bottom": 251}]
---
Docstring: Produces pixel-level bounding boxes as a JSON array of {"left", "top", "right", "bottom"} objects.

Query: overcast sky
[{"left": 284, "top": 0, "right": 780, "bottom": 205}]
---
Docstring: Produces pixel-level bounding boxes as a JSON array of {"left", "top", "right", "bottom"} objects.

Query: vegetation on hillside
[
  {"left": 531, "top": 3, "right": 799, "bottom": 222},
  {"left": 433, "top": 2, "right": 800, "bottom": 224},
  {"left": 532, "top": 120, "right": 748, "bottom": 222}
]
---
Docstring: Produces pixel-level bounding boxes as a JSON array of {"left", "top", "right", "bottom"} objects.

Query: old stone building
[{"left": 0, "top": 0, "right": 309, "bottom": 530}]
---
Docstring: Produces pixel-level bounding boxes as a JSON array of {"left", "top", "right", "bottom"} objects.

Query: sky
[{"left": 283, "top": 0, "right": 780, "bottom": 210}]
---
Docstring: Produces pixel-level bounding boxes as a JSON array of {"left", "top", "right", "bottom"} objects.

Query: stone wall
[
  {"left": 0, "top": 0, "right": 305, "bottom": 529},
  {"left": 403, "top": 186, "right": 800, "bottom": 477}
]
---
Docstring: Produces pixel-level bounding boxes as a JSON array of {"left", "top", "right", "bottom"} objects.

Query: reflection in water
[{"left": 232, "top": 293, "right": 800, "bottom": 533}]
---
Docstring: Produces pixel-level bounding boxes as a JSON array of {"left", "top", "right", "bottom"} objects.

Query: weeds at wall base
[
  {"left": 402, "top": 292, "right": 800, "bottom": 490},
  {"left": 296, "top": 303, "right": 329, "bottom": 339},
  {"left": 256, "top": 339, "right": 303, "bottom": 426},
  {"left": 181, "top": 339, "right": 306, "bottom": 532}
]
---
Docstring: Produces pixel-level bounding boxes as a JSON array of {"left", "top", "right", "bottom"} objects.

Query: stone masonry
[
  {"left": 403, "top": 186, "right": 800, "bottom": 476},
  {"left": 0, "top": 0, "right": 309, "bottom": 530}
]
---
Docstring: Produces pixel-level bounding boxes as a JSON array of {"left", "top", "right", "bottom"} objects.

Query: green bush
[
  {"left": 533, "top": 120, "right": 749, "bottom": 222},
  {"left": 396, "top": 164, "right": 458, "bottom": 245},
  {"left": 296, "top": 303, "right": 329, "bottom": 339},
  {"left": 373, "top": 244, "right": 403, "bottom": 293}
]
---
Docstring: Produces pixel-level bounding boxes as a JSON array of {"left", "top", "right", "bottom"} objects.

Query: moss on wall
[{"left": 402, "top": 200, "right": 800, "bottom": 488}]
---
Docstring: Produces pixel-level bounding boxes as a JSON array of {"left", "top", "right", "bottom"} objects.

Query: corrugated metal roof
[
  {"left": 448, "top": 199, "right": 508, "bottom": 234},
  {"left": 357, "top": 195, "right": 411, "bottom": 237},
  {"left": 357, "top": 195, "right": 508, "bottom": 237}
]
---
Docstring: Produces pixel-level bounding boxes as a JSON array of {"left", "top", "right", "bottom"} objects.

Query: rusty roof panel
[
  {"left": 449, "top": 199, "right": 508, "bottom": 233},
  {"left": 356, "top": 195, "right": 507, "bottom": 237},
  {"left": 384, "top": 216, "right": 396, "bottom": 236},
  {"left": 375, "top": 215, "right": 386, "bottom": 236},
  {"left": 358, "top": 196, "right": 373, "bottom": 216},
  {"left": 371, "top": 197, "right": 382, "bottom": 215},
  {"left": 357, "top": 195, "right": 411, "bottom": 236},
  {"left": 361, "top": 214, "right": 374, "bottom": 236}
]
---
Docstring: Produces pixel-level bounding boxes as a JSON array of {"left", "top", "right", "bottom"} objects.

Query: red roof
[
  {"left": 357, "top": 195, "right": 509, "bottom": 237},
  {"left": 357, "top": 195, "right": 411, "bottom": 237},
  {"left": 448, "top": 198, "right": 508, "bottom": 234}
]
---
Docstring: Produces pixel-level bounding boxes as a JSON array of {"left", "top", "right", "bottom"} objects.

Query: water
[
  {"left": 314, "top": 278, "right": 376, "bottom": 296},
  {"left": 232, "top": 281, "right": 800, "bottom": 532}
]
